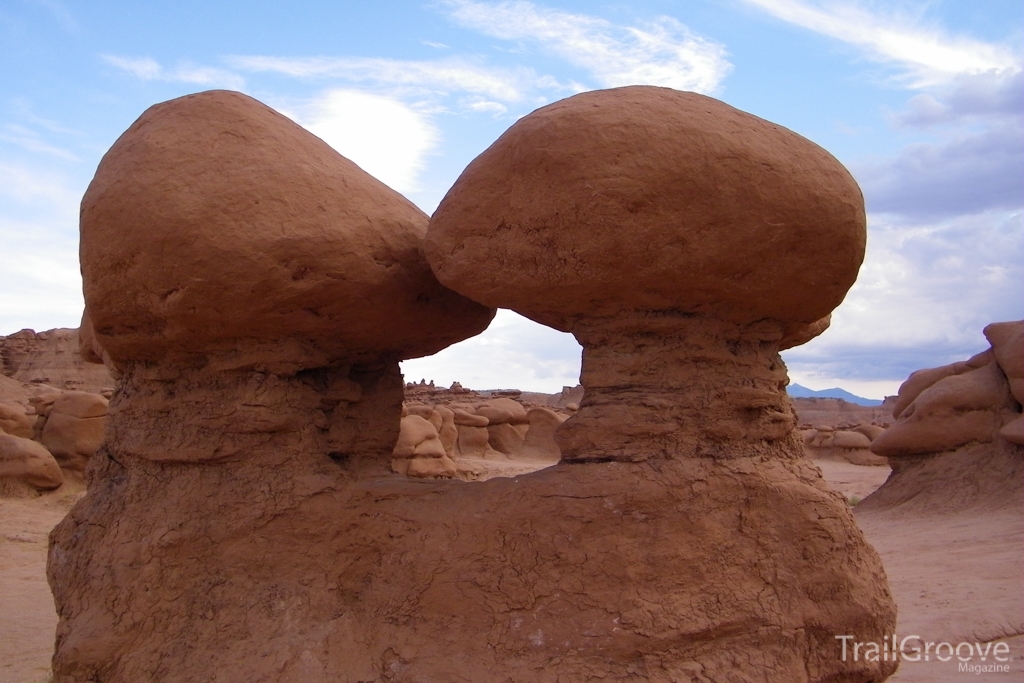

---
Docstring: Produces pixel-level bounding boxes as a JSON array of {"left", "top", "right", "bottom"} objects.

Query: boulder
[
  {"left": 392, "top": 414, "right": 457, "bottom": 478},
  {"left": 872, "top": 359, "right": 1014, "bottom": 460},
  {"left": 861, "top": 324, "right": 1024, "bottom": 514},
  {"left": 0, "top": 433, "right": 63, "bottom": 490},
  {"left": 0, "top": 402, "right": 33, "bottom": 439},
  {"left": 513, "top": 407, "right": 567, "bottom": 463},
  {"left": 39, "top": 391, "right": 108, "bottom": 471}
]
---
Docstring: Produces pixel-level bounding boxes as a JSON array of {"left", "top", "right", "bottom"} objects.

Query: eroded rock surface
[
  {"left": 51, "top": 87, "right": 895, "bottom": 683},
  {"left": 0, "top": 328, "right": 113, "bottom": 394},
  {"left": 49, "top": 89, "right": 493, "bottom": 682},
  {"left": 864, "top": 321, "right": 1024, "bottom": 514},
  {"left": 426, "top": 86, "right": 896, "bottom": 680}
]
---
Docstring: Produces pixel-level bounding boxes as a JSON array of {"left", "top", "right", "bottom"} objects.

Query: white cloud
[
  {"left": 0, "top": 161, "right": 81, "bottom": 210},
  {"left": 442, "top": 0, "right": 731, "bottom": 93},
  {"left": 741, "top": 0, "right": 1020, "bottom": 87},
  {"left": 228, "top": 55, "right": 538, "bottom": 103},
  {"left": 400, "top": 309, "right": 582, "bottom": 392},
  {"left": 297, "top": 89, "right": 440, "bottom": 194},
  {"left": 0, "top": 162, "right": 84, "bottom": 334},
  {"left": 783, "top": 209, "right": 1024, "bottom": 387},
  {"left": 0, "top": 124, "right": 79, "bottom": 161},
  {"left": 102, "top": 54, "right": 246, "bottom": 90}
]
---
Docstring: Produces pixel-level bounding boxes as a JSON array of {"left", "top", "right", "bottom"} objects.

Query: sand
[
  {"left": 1, "top": 459, "right": 1020, "bottom": 683},
  {"left": 0, "top": 485, "right": 83, "bottom": 683}
]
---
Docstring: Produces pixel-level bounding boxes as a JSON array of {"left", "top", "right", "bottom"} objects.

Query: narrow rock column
[{"left": 558, "top": 314, "right": 796, "bottom": 462}]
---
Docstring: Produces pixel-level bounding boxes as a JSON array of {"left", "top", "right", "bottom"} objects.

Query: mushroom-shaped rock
[
  {"left": 425, "top": 86, "right": 894, "bottom": 680},
  {"left": 49, "top": 91, "right": 494, "bottom": 680},
  {"left": 477, "top": 398, "right": 530, "bottom": 454},
  {"left": 49, "top": 88, "right": 894, "bottom": 683},
  {"left": 76, "top": 89, "right": 494, "bottom": 468},
  {"left": 428, "top": 86, "right": 865, "bottom": 462}
]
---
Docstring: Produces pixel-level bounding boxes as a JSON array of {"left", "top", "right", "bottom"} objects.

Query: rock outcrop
[
  {"left": 392, "top": 393, "right": 569, "bottom": 481},
  {"left": 0, "top": 328, "right": 113, "bottom": 394},
  {"left": 49, "top": 89, "right": 493, "bottom": 681},
  {"left": 801, "top": 425, "right": 888, "bottom": 466},
  {"left": 0, "top": 433, "right": 63, "bottom": 491},
  {"left": 863, "top": 321, "right": 1024, "bottom": 513},
  {"left": 50, "top": 87, "right": 895, "bottom": 683},
  {"left": 427, "top": 86, "right": 895, "bottom": 680},
  {"left": 0, "top": 402, "right": 34, "bottom": 439},
  {"left": 38, "top": 391, "right": 108, "bottom": 472}
]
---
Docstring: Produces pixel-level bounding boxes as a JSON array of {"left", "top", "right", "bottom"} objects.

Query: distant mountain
[{"left": 787, "top": 384, "right": 883, "bottom": 407}]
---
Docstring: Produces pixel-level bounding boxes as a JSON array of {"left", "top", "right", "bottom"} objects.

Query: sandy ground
[
  {"left": 0, "top": 486, "right": 82, "bottom": 683},
  {"left": 0, "top": 459, "right": 1020, "bottom": 683}
]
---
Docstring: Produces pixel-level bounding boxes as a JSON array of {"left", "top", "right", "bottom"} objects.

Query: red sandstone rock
[
  {"left": 50, "top": 88, "right": 894, "bottom": 683},
  {"left": 50, "top": 90, "right": 494, "bottom": 680},
  {"left": 0, "top": 402, "right": 33, "bottom": 439},
  {"left": 872, "top": 357, "right": 1016, "bottom": 460},
  {"left": 513, "top": 407, "right": 567, "bottom": 463},
  {"left": 867, "top": 320, "right": 1023, "bottom": 524},
  {"left": 0, "top": 328, "right": 112, "bottom": 394},
  {"left": 423, "top": 86, "right": 894, "bottom": 679},
  {"left": 391, "top": 414, "right": 456, "bottom": 478},
  {"left": 861, "top": 324, "right": 1024, "bottom": 515},
  {"left": 0, "top": 434, "right": 63, "bottom": 490}
]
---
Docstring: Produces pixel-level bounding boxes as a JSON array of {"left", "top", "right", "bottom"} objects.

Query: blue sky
[{"left": 1, "top": 0, "right": 1021, "bottom": 398}]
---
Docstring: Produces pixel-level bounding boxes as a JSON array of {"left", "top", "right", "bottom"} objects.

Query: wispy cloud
[
  {"left": 101, "top": 54, "right": 246, "bottom": 90},
  {"left": 741, "top": 0, "right": 1020, "bottom": 87},
  {"left": 0, "top": 124, "right": 79, "bottom": 161},
  {"left": 442, "top": 0, "right": 731, "bottom": 94},
  {"left": 228, "top": 55, "right": 545, "bottom": 104}
]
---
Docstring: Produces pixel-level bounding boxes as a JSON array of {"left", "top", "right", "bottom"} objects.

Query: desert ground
[{"left": 2, "top": 458, "right": 1020, "bottom": 683}]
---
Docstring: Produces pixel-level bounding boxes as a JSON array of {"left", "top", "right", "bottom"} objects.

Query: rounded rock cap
[
  {"left": 427, "top": 86, "right": 865, "bottom": 332},
  {"left": 82, "top": 90, "right": 493, "bottom": 369}
]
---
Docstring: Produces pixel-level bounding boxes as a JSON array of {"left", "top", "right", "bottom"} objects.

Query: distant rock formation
[
  {"left": 393, "top": 393, "right": 568, "bottom": 481},
  {"left": 792, "top": 395, "right": 895, "bottom": 429},
  {"left": 863, "top": 321, "right": 1023, "bottom": 513},
  {"left": 801, "top": 425, "right": 888, "bottom": 466},
  {"left": 0, "top": 328, "right": 113, "bottom": 395}
]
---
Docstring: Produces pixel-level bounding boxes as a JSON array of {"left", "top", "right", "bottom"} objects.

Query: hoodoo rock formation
[
  {"left": 428, "top": 86, "right": 865, "bottom": 463},
  {"left": 863, "top": 320, "right": 1024, "bottom": 513},
  {"left": 48, "top": 90, "right": 493, "bottom": 679},
  {"left": 50, "top": 87, "right": 895, "bottom": 683},
  {"left": 427, "top": 86, "right": 895, "bottom": 679}
]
